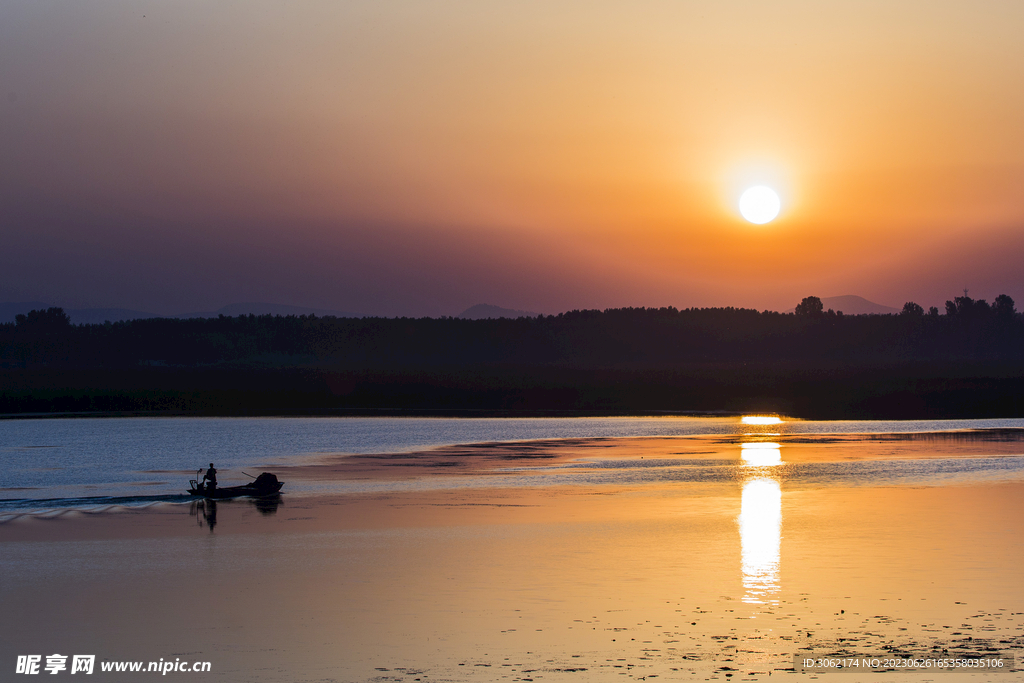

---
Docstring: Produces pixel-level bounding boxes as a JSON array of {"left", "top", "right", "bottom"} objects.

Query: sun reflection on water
[
  {"left": 738, "top": 440, "right": 783, "bottom": 606},
  {"left": 741, "top": 416, "right": 783, "bottom": 425},
  {"left": 740, "top": 442, "right": 782, "bottom": 467},
  {"left": 739, "top": 477, "right": 782, "bottom": 605}
]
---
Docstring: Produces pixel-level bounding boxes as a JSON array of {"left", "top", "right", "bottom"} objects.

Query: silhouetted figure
[{"left": 202, "top": 463, "right": 218, "bottom": 491}]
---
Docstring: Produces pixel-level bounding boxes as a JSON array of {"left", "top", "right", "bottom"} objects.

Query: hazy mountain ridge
[
  {"left": 820, "top": 295, "right": 899, "bottom": 315},
  {"left": 784, "top": 295, "right": 899, "bottom": 315}
]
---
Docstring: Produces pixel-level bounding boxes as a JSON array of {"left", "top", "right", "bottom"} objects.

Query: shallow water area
[{"left": 3, "top": 416, "right": 1024, "bottom": 512}]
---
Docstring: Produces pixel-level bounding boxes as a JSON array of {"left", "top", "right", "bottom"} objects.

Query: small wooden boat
[{"left": 188, "top": 472, "right": 283, "bottom": 499}]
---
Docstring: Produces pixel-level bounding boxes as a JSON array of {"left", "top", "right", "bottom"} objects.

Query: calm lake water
[
  {"left": 2, "top": 416, "right": 1024, "bottom": 512},
  {"left": 3, "top": 417, "right": 1024, "bottom": 681}
]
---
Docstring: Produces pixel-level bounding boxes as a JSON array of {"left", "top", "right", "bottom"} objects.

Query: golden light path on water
[
  {"left": 740, "top": 442, "right": 782, "bottom": 467},
  {"left": 738, "top": 421, "right": 784, "bottom": 606}
]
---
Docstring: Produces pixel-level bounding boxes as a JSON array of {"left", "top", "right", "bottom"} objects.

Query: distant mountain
[
  {"left": 458, "top": 304, "right": 540, "bottom": 320},
  {"left": 819, "top": 295, "right": 899, "bottom": 315},
  {"left": 175, "top": 302, "right": 362, "bottom": 319}
]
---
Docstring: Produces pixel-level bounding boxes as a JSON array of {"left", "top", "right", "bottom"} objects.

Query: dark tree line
[{"left": 0, "top": 296, "right": 1021, "bottom": 418}]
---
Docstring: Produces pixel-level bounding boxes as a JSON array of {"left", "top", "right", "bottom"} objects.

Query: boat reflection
[
  {"left": 738, "top": 441, "right": 783, "bottom": 605},
  {"left": 189, "top": 495, "right": 281, "bottom": 533},
  {"left": 252, "top": 495, "right": 282, "bottom": 516},
  {"left": 191, "top": 498, "right": 218, "bottom": 533}
]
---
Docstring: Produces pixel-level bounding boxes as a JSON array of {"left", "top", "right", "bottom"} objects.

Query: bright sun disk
[{"left": 739, "top": 186, "right": 781, "bottom": 224}]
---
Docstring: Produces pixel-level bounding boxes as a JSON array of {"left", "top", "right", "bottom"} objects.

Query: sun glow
[{"left": 739, "top": 186, "right": 781, "bottom": 224}]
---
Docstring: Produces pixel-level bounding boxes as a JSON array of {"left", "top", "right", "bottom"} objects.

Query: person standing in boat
[{"left": 202, "top": 463, "right": 218, "bottom": 492}]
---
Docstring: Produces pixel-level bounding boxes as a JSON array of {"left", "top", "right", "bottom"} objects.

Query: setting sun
[{"left": 739, "top": 186, "right": 781, "bottom": 224}]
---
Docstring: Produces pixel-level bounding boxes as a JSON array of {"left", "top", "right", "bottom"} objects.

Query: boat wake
[{"left": 0, "top": 493, "right": 193, "bottom": 520}]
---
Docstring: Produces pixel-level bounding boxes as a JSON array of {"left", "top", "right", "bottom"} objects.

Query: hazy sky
[{"left": 2, "top": 0, "right": 1022, "bottom": 316}]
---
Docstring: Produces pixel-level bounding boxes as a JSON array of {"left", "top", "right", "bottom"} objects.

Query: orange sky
[{"left": 2, "top": 0, "right": 1022, "bottom": 316}]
